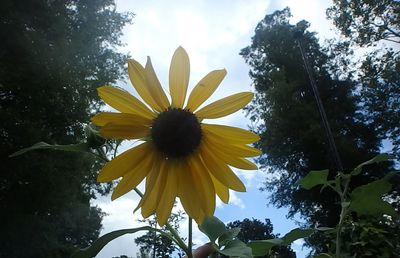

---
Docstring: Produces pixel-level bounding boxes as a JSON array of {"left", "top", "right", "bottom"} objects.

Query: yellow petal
[
  {"left": 100, "top": 123, "right": 149, "bottom": 139},
  {"left": 213, "top": 148, "right": 257, "bottom": 170},
  {"left": 111, "top": 152, "right": 155, "bottom": 200},
  {"left": 185, "top": 69, "right": 227, "bottom": 112},
  {"left": 97, "top": 86, "right": 155, "bottom": 119},
  {"left": 144, "top": 57, "right": 170, "bottom": 111},
  {"left": 189, "top": 155, "right": 216, "bottom": 216},
  {"left": 141, "top": 159, "right": 168, "bottom": 218},
  {"left": 91, "top": 112, "right": 152, "bottom": 126},
  {"left": 202, "top": 124, "right": 260, "bottom": 144},
  {"left": 177, "top": 161, "right": 202, "bottom": 222},
  {"left": 156, "top": 161, "right": 178, "bottom": 226},
  {"left": 204, "top": 133, "right": 261, "bottom": 157},
  {"left": 169, "top": 47, "right": 190, "bottom": 108},
  {"left": 210, "top": 173, "right": 229, "bottom": 203},
  {"left": 199, "top": 145, "right": 246, "bottom": 192},
  {"left": 128, "top": 59, "right": 160, "bottom": 111},
  {"left": 195, "top": 92, "right": 253, "bottom": 119},
  {"left": 134, "top": 155, "right": 162, "bottom": 213},
  {"left": 97, "top": 143, "right": 151, "bottom": 182}
]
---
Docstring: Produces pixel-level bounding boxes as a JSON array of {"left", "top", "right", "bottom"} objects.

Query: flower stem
[
  {"left": 336, "top": 175, "right": 350, "bottom": 258},
  {"left": 165, "top": 222, "right": 190, "bottom": 255},
  {"left": 188, "top": 217, "right": 193, "bottom": 258}
]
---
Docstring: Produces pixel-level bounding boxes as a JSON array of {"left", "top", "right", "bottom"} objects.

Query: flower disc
[{"left": 151, "top": 108, "right": 202, "bottom": 158}]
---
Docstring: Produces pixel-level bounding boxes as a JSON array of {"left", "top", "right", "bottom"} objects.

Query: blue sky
[{"left": 93, "top": 0, "right": 336, "bottom": 257}]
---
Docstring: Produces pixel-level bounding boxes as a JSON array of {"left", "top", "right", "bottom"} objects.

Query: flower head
[{"left": 92, "top": 47, "right": 260, "bottom": 225}]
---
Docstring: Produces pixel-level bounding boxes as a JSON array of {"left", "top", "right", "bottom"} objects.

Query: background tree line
[
  {"left": 241, "top": 0, "right": 399, "bottom": 256},
  {"left": 0, "top": 0, "right": 132, "bottom": 257}
]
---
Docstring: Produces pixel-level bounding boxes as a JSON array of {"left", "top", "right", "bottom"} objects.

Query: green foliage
[
  {"left": 227, "top": 218, "right": 296, "bottom": 257},
  {"left": 248, "top": 228, "right": 316, "bottom": 257},
  {"left": 9, "top": 141, "right": 91, "bottom": 157},
  {"left": 199, "top": 216, "right": 252, "bottom": 258},
  {"left": 349, "top": 173, "right": 397, "bottom": 217},
  {"left": 299, "top": 155, "right": 399, "bottom": 257},
  {"left": 72, "top": 226, "right": 178, "bottom": 258},
  {"left": 327, "top": 0, "right": 400, "bottom": 46},
  {"left": 241, "top": 7, "right": 400, "bottom": 256},
  {"left": 0, "top": 0, "right": 132, "bottom": 257},
  {"left": 358, "top": 50, "right": 400, "bottom": 158},
  {"left": 351, "top": 154, "right": 396, "bottom": 176},
  {"left": 248, "top": 239, "right": 283, "bottom": 257},
  {"left": 327, "top": 0, "right": 400, "bottom": 158},
  {"left": 337, "top": 218, "right": 400, "bottom": 257},
  {"left": 298, "top": 169, "right": 329, "bottom": 190},
  {"left": 241, "top": 7, "right": 382, "bottom": 239}
]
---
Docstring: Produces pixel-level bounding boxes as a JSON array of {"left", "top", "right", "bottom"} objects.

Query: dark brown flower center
[{"left": 151, "top": 108, "right": 202, "bottom": 158}]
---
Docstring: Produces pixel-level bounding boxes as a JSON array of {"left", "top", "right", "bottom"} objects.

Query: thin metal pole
[{"left": 296, "top": 37, "right": 344, "bottom": 172}]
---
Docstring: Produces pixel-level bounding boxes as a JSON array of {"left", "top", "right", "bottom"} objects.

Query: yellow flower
[{"left": 92, "top": 47, "right": 260, "bottom": 226}]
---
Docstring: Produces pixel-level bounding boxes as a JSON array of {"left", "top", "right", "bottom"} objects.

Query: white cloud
[{"left": 229, "top": 191, "right": 246, "bottom": 209}]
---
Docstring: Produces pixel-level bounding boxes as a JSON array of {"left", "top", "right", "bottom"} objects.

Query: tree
[
  {"left": 326, "top": 0, "right": 400, "bottom": 46},
  {"left": 135, "top": 211, "right": 185, "bottom": 258},
  {"left": 327, "top": 0, "right": 400, "bottom": 158},
  {"left": 240, "top": 7, "right": 393, "bottom": 253},
  {"left": 0, "top": 0, "right": 132, "bottom": 257},
  {"left": 227, "top": 218, "right": 296, "bottom": 258}
]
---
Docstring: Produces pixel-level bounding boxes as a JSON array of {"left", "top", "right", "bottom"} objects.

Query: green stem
[
  {"left": 188, "top": 217, "right": 193, "bottom": 258},
  {"left": 336, "top": 175, "right": 351, "bottom": 258},
  {"left": 165, "top": 222, "right": 190, "bottom": 254}
]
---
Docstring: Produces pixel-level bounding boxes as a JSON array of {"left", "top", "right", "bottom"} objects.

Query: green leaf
[
  {"left": 298, "top": 169, "right": 329, "bottom": 190},
  {"left": 9, "top": 141, "right": 90, "bottom": 157},
  {"left": 198, "top": 216, "right": 228, "bottom": 243},
  {"left": 248, "top": 227, "right": 316, "bottom": 256},
  {"left": 71, "top": 226, "right": 178, "bottom": 258},
  {"left": 351, "top": 154, "right": 395, "bottom": 175},
  {"left": 217, "top": 239, "right": 252, "bottom": 258},
  {"left": 248, "top": 239, "right": 283, "bottom": 256},
  {"left": 281, "top": 228, "right": 315, "bottom": 245},
  {"left": 314, "top": 253, "right": 334, "bottom": 258},
  {"left": 349, "top": 173, "right": 397, "bottom": 217},
  {"left": 315, "top": 227, "right": 334, "bottom": 232},
  {"left": 218, "top": 227, "right": 241, "bottom": 246}
]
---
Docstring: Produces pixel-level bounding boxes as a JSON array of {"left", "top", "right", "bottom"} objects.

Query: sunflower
[{"left": 92, "top": 47, "right": 260, "bottom": 226}]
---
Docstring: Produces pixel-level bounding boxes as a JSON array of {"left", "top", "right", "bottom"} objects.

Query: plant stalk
[
  {"left": 188, "top": 217, "right": 193, "bottom": 258},
  {"left": 336, "top": 175, "right": 350, "bottom": 258}
]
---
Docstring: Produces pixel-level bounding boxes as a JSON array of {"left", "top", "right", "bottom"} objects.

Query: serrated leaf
[
  {"left": 9, "top": 141, "right": 90, "bottom": 157},
  {"left": 281, "top": 228, "right": 315, "bottom": 245},
  {"left": 349, "top": 173, "right": 397, "bottom": 217},
  {"left": 198, "top": 216, "right": 228, "bottom": 243},
  {"left": 217, "top": 239, "right": 252, "bottom": 258},
  {"left": 71, "top": 226, "right": 177, "bottom": 258},
  {"left": 219, "top": 227, "right": 241, "bottom": 246},
  {"left": 298, "top": 169, "right": 329, "bottom": 190},
  {"left": 351, "top": 154, "right": 395, "bottom": 175},
  {"left": 248, "top": 239, "right": 283, "bottom": 256}
]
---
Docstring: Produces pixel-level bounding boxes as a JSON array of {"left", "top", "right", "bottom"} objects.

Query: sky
[{"left": 93, "top": 0, "right": 336, "bottom": 257}]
